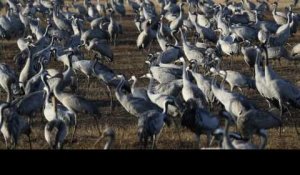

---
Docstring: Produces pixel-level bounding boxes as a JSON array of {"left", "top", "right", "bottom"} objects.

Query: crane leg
[
  {"left": 4, "top": 137, "right": 8, "bottom": 149},
  {"left": 279, "top": 101, "right": 283, "bottom": 117},
  {"left": 106, "top": 85, "right": 113, "bottom": 114},
  {"left": 28, "top": 134, "right": 32, "bottom": 149},
  {"left": 194, "top": 134, "right": 200, "bottom": 149},
  {"left": 12, "top": 140, "right": 17, "bottom": 150},
  {"left": 155, "top": 124, "right": 165, "bottom": 147},
  {"left": 209, "top": 135, "right": 216, "bottom": 147},
  {"left": 172, "top": 118, "right": 182, "bottom": 147},
  {"left": 206, "top": 134, "right": 211, "bottom": 147},
  {"left": 86, "top": 75, "right": 90, "bottom": 92},
  {"left": 238, "top": 87, "right": 244, "bottom": 94},
  {"left": 144, "top": 136, "right": 148, "bottom": 149},
  {"left": 114, "top": 34, "right": 117, "bottom": 47},
  {"left": 147, "top": 40, "right": 153, "bottom": 53},
  {"left": 138, "top": 135, "right": 143, "bottom": 149},
  {"left": 93, "top": 116, "right": 101, "bottom": 136},
  {"left": 151, "top": 135, "right": 157, "bottom": 149},
  {"left": 286, "top": 111, "right": 300, "bottom": 136},
  {"left": 279, "top": 126, "right": 283, "bottom": 137},
  {"left": 71, "top": 123, "right": 78, "bottom": 143},
  {"left": 266, "top": 99, "right": 272, "bottom": 108}
]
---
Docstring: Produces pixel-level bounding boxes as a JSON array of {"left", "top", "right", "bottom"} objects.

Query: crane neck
[
  {"left": 53, "top": 76, "right": 64, "bottom": 100},
  {"left": 163, "top": 100, "right": 170, "bottom": 114},
  {"left": 171, "top": 31, "right": 179, "bottom": 46},
  {"left": 24, "top": 49, "right": 33, "bottom": 71},
  {"left": 52, "top": 96, "right": 57, "bottom": 115},
  {"left": 92, "top": 57, "right": 99, "bottom": 75},
  {"left": 220, "top": 72, "right": 227, "bottom": 90},
  {"left": 179, "top": 6, "right": 183, "bottom": 19},
  {"left": 0, "top": 103, "right": 9, "bottom": 129},
  {"left": 254, "top": 11, "right": 259, "bottom": 24},
  {"left": 273, "top": 4, "right": 277, "bottom": 14},
  {"left": 147, "top": 75, "right": 155, "bottom": 94},
  {"left": 287, "top": 11, "right": 291, "bottom": 24},
  {"left": 159, "top": 21, "right": 164, "bottom": 36},
  {"left": 116, "top": 77, "right": 125, "bottom": 93},
  {"left": 41, "top": 73, "right": 51, "bottom": 105},
  {"left": 7, "top": 88, "right": 12, "bottom": 103},
  {"left": 262, "top": 43, "right": 269, "bottom": 67},
  {"left": 131, "top": 78, "right": 137, "bottom": 92},
  {"left": 181, "top": 59, "right": 188, "bottom": 81},
  {"left": 43, "top": 24, "right": 51, "bottom": 37},
  {"left": 180, "top": 29, "right": 187, "bottom": 46},
  {"left": 67, "top": 53, "right": 73, "bottom": 68},
  {"left": 254, "top": 49, "right": 264, "bottom": 80},
  {"left": 38, "top": 61, "right": 45, "bottom": 75}
]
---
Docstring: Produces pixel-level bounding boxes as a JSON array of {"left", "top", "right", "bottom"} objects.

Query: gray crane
[
  {"left": 151, "top": 79, "right": 183, "bottom": 97},
  {"left": 49, "top": 73, "right": 102, "bottom": 142},
  {"left": 11, "top": 77, "right": 45, "bottom": 123},
  {"left": 111, "top": 0, "right": 126, "bottom": 17},
  {"left": 108, "top": 9, "right": 122, "bottom": 46},
  {"left": 0, "top": 103, "right": 32, "bottom": 149},
  {"left": 143, "top": 73, "right": 181, "bottom": 117},
  {"left": 169, "top": 2, "right": 184, "bottom": 32},
  {"left": 0, "top": 63, "right": 20, "bottom": 102},
  {"left": 181, "top": 98, "right": 219, "bottom": 148},
  {"left": 241, "top": 42, "right": 258, "bottom": 66},
  {"left": 149, "top": 65, "right": 182, "bottom": 84},
  {"left": 52, "top": 5, "right": 72, "bottom": 33},
  {"left": 41, "top": 72, "right": 76, "bottom": 126},
  {"left": 92, "top": 57, "right": 130, "bottom": 113},
  {"left": 219, "top": 111, "right": 268, "bottom": 149},
  {"left": 24, "top": 59, "right": 45, "bottom": 94},
  {"left": 114, "top": 74, "right": 161, "bottom": 117},
  {"left": 210, "top": 67, "right": 256, "bottom": 119},
  {"left": 187, "top": 65, "right": 214, "bottom": 106},
  {"left": 272, "top": 2, "right": 288, "bottom": 25},
  {"left": 19, "top": 48, "right": 35, "bottom": 93},
  {"left": 80, "top": 28, "right": 109, "bottom": 46},
  {"left": 136, "top": 19, "right": 155, "bottom": 51},
  {"left": 138, "top": 98, "right": 172, "bottom": 149},
  {"left": 179, "top": 57, "right": 206, "bottom": 108},
  {"left": 217, "top": 69, "right": 256, "bottom": 93},
  {"left": 128, "top": 75, "right": 149, "bottom": 101},
  {"left": 180, "top": 28, "right": 206, "bottom": 67},
  {"left": 236, "top": 108, "right": 282, "bottom": 140},
  {"left": 262, "top": 44, "right": 300, "bottom": 117},
  {"left": 291, "top": 43, "right": 300, "bottom": 59},
  {"left": 44, "top": 119, "right": 68, "bottom": 149},
  {"left": 85, "top": 38, "right": 113, "bottom": 62}
]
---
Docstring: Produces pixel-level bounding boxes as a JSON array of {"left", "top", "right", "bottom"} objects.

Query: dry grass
[{"left": 0, "top": 1, "right": 300, "bottom": 149}]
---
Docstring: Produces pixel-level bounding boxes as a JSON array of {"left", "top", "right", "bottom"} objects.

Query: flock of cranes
[{"left": 0, "top": 0, "right": 299, "bottom": 149}]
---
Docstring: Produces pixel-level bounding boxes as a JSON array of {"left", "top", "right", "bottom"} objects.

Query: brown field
[{"left": 0, "top": 0, "right": 300, "bottom": 149}]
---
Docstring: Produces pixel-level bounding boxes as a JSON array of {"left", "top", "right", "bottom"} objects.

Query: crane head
[
  {"left": 219, "top": 70, "right": 226, "bottom": 76},
  {"left": 219, "top": 110, "right": 235, "bottom": 124},
  {"left": 128, "top": 75, "right": 137, "bottom": 82},
  {"left": 103, "top": 127, "right": 116, "bottom": 138},
  {"left": 209, "top": 67, "right": 217, "bottom": 74},
  {"left": 139, "top": 73, "right": 152, "bottom": 79}
]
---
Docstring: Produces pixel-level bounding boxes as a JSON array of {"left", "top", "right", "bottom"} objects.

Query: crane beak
[
  {"left": 174, "top": 59, "right": 182, "bottom": 65},
  {"left": 139, "top": 75, "right": 146, "bottom": 79},
  {"left": 93, "top": 136, "right": 104, "bottom": 148}
]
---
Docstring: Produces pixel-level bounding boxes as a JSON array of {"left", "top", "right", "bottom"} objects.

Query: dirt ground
[{"left": 0, "top": 0, "right": 300, "bottom": 149}]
